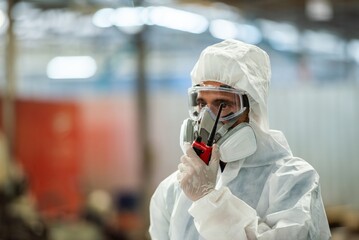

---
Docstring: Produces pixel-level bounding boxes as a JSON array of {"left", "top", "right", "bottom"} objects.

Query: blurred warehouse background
[{"left": 1, "top": 0, "right": 359, "bottom": 239}]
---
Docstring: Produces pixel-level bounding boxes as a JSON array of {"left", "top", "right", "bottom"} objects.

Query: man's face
[{"left": 195, "top": 81, "right": 249, "bottom": 125}]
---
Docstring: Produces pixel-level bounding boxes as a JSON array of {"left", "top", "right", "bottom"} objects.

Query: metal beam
[{"left": 4, "top": 0, "right": 17, "bottom": 162}]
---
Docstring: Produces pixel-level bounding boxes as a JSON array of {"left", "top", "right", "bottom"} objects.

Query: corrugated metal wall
[{"left": 269, "top": 85, "right": 359, "bottom": 209}]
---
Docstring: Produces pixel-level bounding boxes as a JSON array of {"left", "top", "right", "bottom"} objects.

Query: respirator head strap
[{"left": 214, "top": 115, "right": 242, "bottom": 143}]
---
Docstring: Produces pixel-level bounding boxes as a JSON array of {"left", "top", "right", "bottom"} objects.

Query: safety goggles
[{"left": 188, "top": 85, "right": 247, "bottom": 121}]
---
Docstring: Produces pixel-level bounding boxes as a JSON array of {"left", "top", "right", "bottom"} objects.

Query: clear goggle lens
[{"left": 188, "top": 86, "right": 247, "bottom": 121}]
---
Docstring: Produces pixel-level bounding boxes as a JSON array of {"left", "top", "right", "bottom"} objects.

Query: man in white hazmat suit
[{"left": 149, "top": 39, "right": 331, "bottom": 239}]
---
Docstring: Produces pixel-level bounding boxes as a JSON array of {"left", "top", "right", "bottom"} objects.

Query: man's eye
[
  {"left": 221, "top": 102, "right": 228, "bottom": 108},
  {"left": 197, "top": 100, "right": 206, "bottom": 108},
  {"left": 213, "top": 100, "right": 231, "bottom": 108},
  {"left": 218, "top": 101, "right": 232, "bottom": 109}
]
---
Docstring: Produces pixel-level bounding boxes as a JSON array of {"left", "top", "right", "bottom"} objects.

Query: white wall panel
[{"left": 269, "top": 85, "right": 359, "bottom": 209}]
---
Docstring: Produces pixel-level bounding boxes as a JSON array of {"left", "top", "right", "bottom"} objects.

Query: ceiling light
[
  {"left": 209, "top": 19, "right": 238, "bottom": 39},
  {"left": 149, "top": 6, "right": 208, "bottom": 34},
  {"left": 47, "top": 56, "right": 97, "bottom": 80},
  {"left": 306, "top": 0, "right": 333, "bottom": 21},
  {"left": 92, "top": 8, "right": 114, "bottom": 28}
]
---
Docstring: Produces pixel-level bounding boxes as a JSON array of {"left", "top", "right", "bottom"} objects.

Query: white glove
[{"left": 177, "top": 142, "right": 220, "bottom": 201}]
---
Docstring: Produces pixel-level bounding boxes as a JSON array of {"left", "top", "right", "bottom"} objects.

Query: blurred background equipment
[
  {"left": 0, "top": 131, "right": 48, "bottom": 239},
  {"left": 1, "top": 0, "right": 359, "bottom": 239}
]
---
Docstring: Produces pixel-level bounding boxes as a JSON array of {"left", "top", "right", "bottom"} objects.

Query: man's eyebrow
[
  {"left": 196, "top": 97, "right": 205, "bottom": 102},
  {"left": 219, "top": 84, "right": 234, "bottom": 89},
  {"left": 212, "top": 98, "right": 232, "bottom": 104}
]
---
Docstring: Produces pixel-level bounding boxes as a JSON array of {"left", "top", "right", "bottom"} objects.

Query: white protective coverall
[{"left": 149, "top": 39, "right": 331, "bottom": 240}]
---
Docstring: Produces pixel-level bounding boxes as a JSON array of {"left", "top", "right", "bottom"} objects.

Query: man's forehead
[
  {"left": 200, "top": 80, "right": 234, "bottom": 89},
  {"left": 197, "top": 89, "right": 238, "bottom": 100}
]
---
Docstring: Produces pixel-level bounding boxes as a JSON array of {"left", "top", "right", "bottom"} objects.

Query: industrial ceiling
[{"left": 16, "top": 0, "right": 359, "bottom": 39}]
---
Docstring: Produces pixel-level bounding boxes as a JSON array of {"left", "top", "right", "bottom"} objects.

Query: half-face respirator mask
[{"left": 180, "top": 84, "right": 257, "bottom": 163}]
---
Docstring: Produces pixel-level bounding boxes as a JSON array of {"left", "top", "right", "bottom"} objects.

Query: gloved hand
[{"left": 177, "top": 142, "right": 220, "bottom": 201}]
